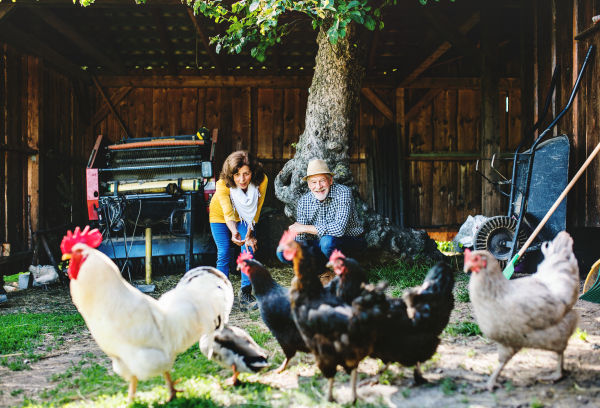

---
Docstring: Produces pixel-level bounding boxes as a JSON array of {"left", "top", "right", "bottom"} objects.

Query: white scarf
[{"left": 230, "top": 183, "right": 260, "bottom": 230}]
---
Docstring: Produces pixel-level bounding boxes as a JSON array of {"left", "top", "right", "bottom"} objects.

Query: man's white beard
[{"left": 312, "top": 188, "right": 330, "bottom": 201}]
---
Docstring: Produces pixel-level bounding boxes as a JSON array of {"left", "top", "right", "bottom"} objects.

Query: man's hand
[
  {"left": 289, "top": 223, "right": 318, "bottom": 235},
  {"left": 231, "top": 231, "right": 245, "bottom": 246}
]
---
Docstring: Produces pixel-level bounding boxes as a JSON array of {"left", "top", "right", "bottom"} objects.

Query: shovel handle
[{"left": 518, "top": 140, "right": 600, "bottom": 258}]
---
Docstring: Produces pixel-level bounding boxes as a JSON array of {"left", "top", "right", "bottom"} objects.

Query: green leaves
[{"left": 185, "top": 0, "right": 405, "bottom": 60}]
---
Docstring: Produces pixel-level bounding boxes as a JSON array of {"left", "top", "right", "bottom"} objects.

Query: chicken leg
[
  {"left": 414, "top": 362, "right": 428, "bottom": 385},
  {"left": 273, "top": 357, "right": 290, "bottom": 374},
  {"left": 485, "top": 346, "right": 517, "bottom": 391},
  {"left": 225, "top": 364, "right": 241, "bottom": 386},
  {"left": 326, "top": 378, "right": 335, "bottom": 402},
  {"left": 539, "top": 353, "right": 566, "bottom": 383},
  {"left": 164, "top": 372, "right": 181, "bottom": 401},
  {"left": 350, "top": 368, "right": 358, "bottom": 404},
  {"left": 127, "top": 376, "right": 138, "bottom": 404}
]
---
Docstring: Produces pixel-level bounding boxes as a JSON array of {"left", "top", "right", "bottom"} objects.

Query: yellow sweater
[{"left": 209, "top": 176, "right": 268, "bottom": 224}]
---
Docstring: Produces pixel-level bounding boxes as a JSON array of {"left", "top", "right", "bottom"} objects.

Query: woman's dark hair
[{"left": 219, "top": 150, "right": 265, "bottom": 188}]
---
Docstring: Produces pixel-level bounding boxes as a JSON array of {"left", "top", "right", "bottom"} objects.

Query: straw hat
[{"left": 302, "top": 159, "right": 335, "bottom": 181}]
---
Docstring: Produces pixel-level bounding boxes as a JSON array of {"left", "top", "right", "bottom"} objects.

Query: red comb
[
  {"left": 60, "top": 226, "right": 103, "bottom": 254},
  {"left": 329, "top": 249, "right": 345, "bottom": 263},
  {"left": 464, "top": 248, "right": 471, "bottom": 262},
  {"left": 279, "top": 230, "right": 298, "bottom": 246},
  {"left": 237, "top": 251, "right": 254, "bottom": 264}
]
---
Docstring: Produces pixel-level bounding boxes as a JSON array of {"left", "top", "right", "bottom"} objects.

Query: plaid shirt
[{"left": 296, "top": 183, "right": 364, "bottom": 242}]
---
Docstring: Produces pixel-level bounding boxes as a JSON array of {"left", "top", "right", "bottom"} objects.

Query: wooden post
[
  {"left": 27, "top": 56, "right": 43, "bottom": 234},
  {"left": 396, "top": 87, "right": 405, "bottom": 227},
  {"left": 481, "top": 7, "right": 502, "bottom": 216},
  {"left": 521, "top": 0, "right": 535, "bottom": 142}
]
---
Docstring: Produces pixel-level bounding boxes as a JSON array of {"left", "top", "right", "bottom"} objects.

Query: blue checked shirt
[{"left": 296, "top": 183, "right": 364, "bottom": 242}]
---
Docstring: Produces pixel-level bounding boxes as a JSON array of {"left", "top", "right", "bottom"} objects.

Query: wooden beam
[
  {"left": 361, "top": 88, "right": 394, "bottom": 122},
  {"left": 91, "top": 75, "right": 130, "bottom": 136},
  {"left": 406, "top": 77, "right": 519, "bottom": 90},
  {"left": 27, "top": 56, "right": 43, "bottom": 234},
  {"left": 399, "top": 11, "right": 480, "bottom": 87},
  {"left": 396, "top": 87, "right": 406, "bottom": 227},
  {"left": 151, "top": 8, "right": 177, "bottom": 76},
  {"left": 96, "top": 75, "right": 520, "bottom": 90},
  {"left": 480, "top": 7, "right": 502, "bottom": 216},
  {"left": 0, "top": 22, "right": 90, "bottom": 83},
  {"left": 28, "top": 8, "right": 122, "bottom": 75},
  {"left": 92, "top": 87, "right": 132, "bottom": 126},
  {"left": 0, "top": 4, "right": 17, "bottom": 28},
  {"left": 0, "top": 143, "right": 39, "bottom": 156},
  {"left": 188, "top": 9, "right": 224, "bottom": 75},
  {"left": 420, "top": 8, "right": 483, "bottom": 72},
  {"left": 404, "top": 89, "right": 443, "bottom": 123}
]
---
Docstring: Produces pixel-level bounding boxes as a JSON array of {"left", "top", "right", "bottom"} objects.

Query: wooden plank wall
[
  {"left": 406, "top": 89, "right": 522, "bottom": 228},
  {"left": 92, "top": 87, "right": 397, "bottom": 213},
  {"left": 0, "top": 44, "right": 92, "bottom": 254},
  {"left": 536, "top": 0, "right": 599, "bottom": 228}
]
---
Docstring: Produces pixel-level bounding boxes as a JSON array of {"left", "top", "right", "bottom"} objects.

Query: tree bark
[{"left": 275, "top": 22, "right": 442, "bottom": 262}]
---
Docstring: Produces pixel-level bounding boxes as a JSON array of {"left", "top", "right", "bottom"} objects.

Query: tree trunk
[{"left": 275, "top": 22, "right": 442, "bottom": 262}]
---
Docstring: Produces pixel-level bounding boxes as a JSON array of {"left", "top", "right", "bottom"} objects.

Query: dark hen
[
  {"left": 277, "top": 231, "right": 388, "bottom": 403},
  {"left": 236, "top": 253, "right": 310, "bottom": 373},
  {"left": 324, "top": 250, "right": 369, "bottom": 304},
  {"left": 371, "top": 262, "right": 455, "bottom": 384}
]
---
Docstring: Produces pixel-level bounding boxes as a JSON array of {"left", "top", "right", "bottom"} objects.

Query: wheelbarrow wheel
[
  {"left": 474, "top": 216, "right": 528, "bottom": 269},
  {"left": 582, "top": 259, "right": 600, "bottom": 294}
]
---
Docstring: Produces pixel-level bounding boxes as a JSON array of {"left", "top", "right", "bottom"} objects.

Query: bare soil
[{"left": 1, "top": 269, "right": 600, "bottom": 408}]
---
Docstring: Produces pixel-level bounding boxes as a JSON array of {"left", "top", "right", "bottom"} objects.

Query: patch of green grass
[
  {"left": 10, "top": 389, "right": 24, "bottom": 397},
  {"left": 455, "top": 285, "right": 470, "bottom": 303},
  {"left": 572, "top": 327, "right": 588, "bottom": 342},
  {"left": 367, "top": 260, "right": 433, "bottom": 296},
  {"left": 436, "top": 241, "right": 454, "bottom": 252},
  {"left": 245, "top": 324, "right": 274, "bottom": 348},
  {"left": 445, "top": 322, "right": 482, "bottom": 337},
  {"left": 0, "top": 312, "right": 86, "bottom": 355},
  {"left": 3, "top": 272, "right": 27, "bottom": 283},
  {"left": 531, "top": 397, "right": 544, "bottom": 408},
  {"left": 440, "top": 377, "right": 457, "bottom": 396}
]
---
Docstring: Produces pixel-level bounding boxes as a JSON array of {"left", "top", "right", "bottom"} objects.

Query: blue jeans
[
  {"left": 277, "top": 235, "right": 367, "bottom": 273},
  {"left": 210, "top": 222, "right": 252, "bottom": 290}
]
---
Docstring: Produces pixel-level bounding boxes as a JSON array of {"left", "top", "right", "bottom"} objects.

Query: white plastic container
[{"left": 18, "top": 273, "right": 30, "bottom": 289}]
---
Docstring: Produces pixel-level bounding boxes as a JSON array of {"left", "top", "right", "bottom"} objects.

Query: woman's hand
[{"left": 227, "top": 220, "right": 245, "bottom": 246}]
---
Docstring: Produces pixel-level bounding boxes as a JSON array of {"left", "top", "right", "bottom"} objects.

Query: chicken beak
[
  {"left": 276, "top": 244, "right": 285, "bottom": 253},
  {"left": 62, "top": 253, "right": 72, "bottom": 261},
  {"left": 325, "top": 261, "right": 333, "bottom": 268}
]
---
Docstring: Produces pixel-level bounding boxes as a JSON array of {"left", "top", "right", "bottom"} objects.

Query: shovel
[{"left": 503, "top": 140, "right": 600, "bottom": 279}]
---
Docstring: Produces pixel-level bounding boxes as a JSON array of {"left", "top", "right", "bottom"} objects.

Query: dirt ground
[{"left": 1, "top": 269, "right": 600, "bottom": 408}]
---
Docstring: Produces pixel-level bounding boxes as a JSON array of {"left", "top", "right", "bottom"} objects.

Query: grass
[
  {"left": 445, "top": 322, "right": 482, "bottom": 337},
  {"left": 367, "top": 260, "right": 434, "bottom": 297},
  {"left": 572, "top": 327, "right": 588, "bottom": 342},
  {"left": 3, "top": 272, "right": 27, "bottom": 283},
  {"left": 436, "top": 241, "right": 454, "bottom": 253},
  {"left": 0, "top": 312, "right": 86, "bottom": 355}
]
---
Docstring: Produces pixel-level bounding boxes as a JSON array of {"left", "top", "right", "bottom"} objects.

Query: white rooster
[{"left": 60, "top": 226, "right": 234, "bottom": 402}]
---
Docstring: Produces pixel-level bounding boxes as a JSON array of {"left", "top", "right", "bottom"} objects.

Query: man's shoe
[
  {"left": 238, "top": 291, "right": 258, "bottom": 312},
  {"left": 0, "top": 294, "right": 7, "bottom": 304}
]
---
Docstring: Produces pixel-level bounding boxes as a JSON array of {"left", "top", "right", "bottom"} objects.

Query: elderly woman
[{"left": 209, "top": 150, "right": 267, "bottom": 311}]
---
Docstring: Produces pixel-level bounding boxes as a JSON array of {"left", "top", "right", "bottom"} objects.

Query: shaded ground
[{"left": 1, "top": 264, "right": 600, "bottom": 408}]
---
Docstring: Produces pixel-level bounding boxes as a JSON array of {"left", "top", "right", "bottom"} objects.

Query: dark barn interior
[{"left": 0, "top": 0, "right": 599, "bottom": 277}]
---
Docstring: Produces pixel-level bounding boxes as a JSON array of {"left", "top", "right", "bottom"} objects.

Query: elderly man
[{"left": 276, "top": 159, "right": 367, "bottom": 276}]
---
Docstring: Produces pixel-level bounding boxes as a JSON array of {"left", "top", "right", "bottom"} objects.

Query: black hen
[
  {"left": 371, "top": 262, "right": 455, "bottom": 384},
  {"left": 277, "top": 231, "right": 388, "bottom": 403},
  {"left": 324, "top": 250, "right": 369, "bottom": 305},
  {"left": 236, "top": 252, "right": 310, "bottom": 373}
]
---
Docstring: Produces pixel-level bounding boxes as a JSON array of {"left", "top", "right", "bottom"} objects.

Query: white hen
[
  {"left": 464, "top": 231, "right": 580, "bottom": 391},
  {"left": 61, "top": 226, "right": 234, "bottom": 402}
]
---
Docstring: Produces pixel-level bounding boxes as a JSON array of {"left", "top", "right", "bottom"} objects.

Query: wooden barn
[{"left": 0, "top": 0, "right": 599, "bottom": 276}]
